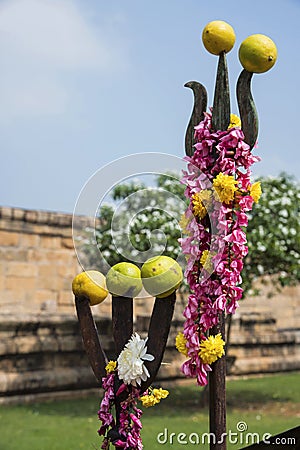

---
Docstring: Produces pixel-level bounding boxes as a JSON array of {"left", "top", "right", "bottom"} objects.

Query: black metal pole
[{"left": 209, "top": 312, "right": 226, "bottom": 450}]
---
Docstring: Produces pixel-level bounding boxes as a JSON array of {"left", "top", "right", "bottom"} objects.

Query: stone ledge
[
  {"left": 0, "top": 367, "right": 98, "bottom": 395},
  {"left": 229, "top": 330, "right": 299, "bottom": 346},
  {"left": 0, "top": 313, "right": 109, "bottom": 325},
  {"left": 0, "top": 206, "right": 99, "bottom": 232},
  {"left": 0, "top": 387, "right": 101, "bottom": 405},
  {"left": 0, "top": 314, "right": 113, "bottom": 357},
  {"left": 231, "top": 354, "right": 300, "bottom": 375}
]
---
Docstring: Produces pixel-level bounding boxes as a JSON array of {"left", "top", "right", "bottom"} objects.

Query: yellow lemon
[
  {"left": 106, "top": 262, "right": 142, "bottom": 298},
  {"left": 239, "top": 34, "right": 277, "bottom": 73},
  {"left": 72, "top": 270, "right": 108, "bottom": 305},
  {"left": 141, "top": 256, "right": 183, "bottom": 298},
  {"left": 202, "top": 20, "right": 235, "bottom": 55}
]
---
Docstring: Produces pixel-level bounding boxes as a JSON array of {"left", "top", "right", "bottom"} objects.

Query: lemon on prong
[
  {"left": 202, "top": 20, "right": 236, "bottom": 55},
  {"left": 141, "top": 256, "right": 183, "bottom": 298},
  {"left": 72, "top": 270, "right": 108, "bottom": 305},
  {"left": 106, "top": 262, "right": 142, "bottom": 298},
  {"left": 239, "top": 34, "right": 277, "bottom": 73}
]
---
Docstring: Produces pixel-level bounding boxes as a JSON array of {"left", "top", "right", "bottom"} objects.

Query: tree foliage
[{"left": 243, "top": 173, "right": 300, "bottom": 294}]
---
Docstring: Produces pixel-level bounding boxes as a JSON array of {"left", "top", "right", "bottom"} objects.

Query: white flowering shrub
[{"left": 243, "top": 173, "right": 300, "bottom": 295}]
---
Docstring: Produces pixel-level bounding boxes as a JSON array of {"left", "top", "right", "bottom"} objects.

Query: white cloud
[{"left": 0, "top": 0, "right": 127, "bottom": 120}]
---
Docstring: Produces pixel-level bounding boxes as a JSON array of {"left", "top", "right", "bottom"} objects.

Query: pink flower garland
[
  {"left": 179, "top": 111, "right": 260, "bottom": 386},
  {"left": 98, "top": 373, "right": 115, "bottom": 441},
  {"left": 98, "top": 372, "right": 143, "bottom": 449}
]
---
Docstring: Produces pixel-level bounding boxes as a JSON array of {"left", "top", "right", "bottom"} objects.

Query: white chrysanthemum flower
[{"left": 117, "top": 332, "right": 154, "bottom": 386}]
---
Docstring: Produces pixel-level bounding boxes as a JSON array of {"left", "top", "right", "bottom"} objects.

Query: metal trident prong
[
  {"left": 236, "top": 69, "right": 259, "bottom": 149},
  {"left": 185, "top": 52, "right": 259, "bottom": 154},
  {"left": 184, "top": 81, "right": 207, "bottom": 156},
  {"left": 75, "top": 292, "right": 176, "bottom": 392}
]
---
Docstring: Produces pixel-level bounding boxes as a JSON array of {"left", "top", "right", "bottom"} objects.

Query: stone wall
[
  {"left": 0, "top": 206, "right": 299, "bottom": 403},
  {"left": 0, "top": 206, "right": 82, "bottom": 315}
]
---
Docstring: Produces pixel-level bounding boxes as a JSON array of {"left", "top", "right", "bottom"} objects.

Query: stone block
[
  {"left": 19, "top": 233, "right": 40, "bottom": 248},
  {"left": 36, "top": 275, "right": 60, "bottom": 291},
  {"left": 0, "top": 291, "right": 27, "bottom": 309},
  {"left": 57, "top": 335, "right": 82, "bottom": 352},
  {"left": 5, "top": 276, "right": 36, "bottom": 291},
  {"left": 26, "top": 249, "right": 44, "bottom": 263},
  {"left": 37, "top": 326, "right": 53, "bottom": 337},
  {"left": 0, "top": 207, "right": 13, "bottom": 219},
  {"left": 38, "top": 264, "right": 57, "bottom": 278},
  {"left": 40, "top": 236, "right": 61, "bottom": 249},
  {"left": 33, "top": 290, "right": 58, "bottom": 312},
  {"left": 0, "top": 231, "right": 20, "bottom": 246},
  {"left": 24, "top": 210, "right": 39, "bottom": 223},
  {"left": 93, "top": 300, "right": 111, "bottom": 316},
  {"left": 29, "top": 224, "right": 53, "bottom": 235},
  {"left": 61, "top": 238, "right": 74, "bottom": 249},
  {"left": 0, "top": 372, "right": 9, "bottom": 393},
  {"left": 55, "top": 321, "right": 79, "bottom": 336},
  {"left": 34, "top": 289, "right": 56, "bottom": 302},
  {"left": 0, "top": 248, "right": 29, "bottom": 262},
  {"left": 0, "top": 339, "right": 18, "bottom": 356},
  {"left": 40, "top": 250, "right": 61, "bottom": 263},
  {"left": 40, "top": 300, "right": 57, "bottom": 313},
  {"left": 12, "top": 209, "right": 25, "bottom": 221},
  {"left": 47, "top": 213, "right": 72, "bottom": 227},
  {"left": 15, "top": 335, "right": 41, "bottom": 354},
  {"left": 14, "top": 321, "right": 39, "bottom": 334},
  {"left": 36, "top": 211, "right": 51, "bottom": 224},
  {"left": 39, "top": 336, "right": 59, "bottom": 352},
  {"left": 6, "top": 262, "right": 38, "bottom": 278},
  {"left": 58, "top": 290, "right": 73, "bottom": 307},
  {"left": 0, "top": 275, "right": 4, "bottom": 292},
  {"left": 60, "top": 277, "right": 73, "bottom": 291},
  {"left": 57, "top": 265, "right": 77, "bottom": 280}
]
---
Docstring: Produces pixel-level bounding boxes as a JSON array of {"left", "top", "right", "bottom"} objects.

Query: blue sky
[{"left": 1, "top": 0, "right": 299, "bottom": 214}]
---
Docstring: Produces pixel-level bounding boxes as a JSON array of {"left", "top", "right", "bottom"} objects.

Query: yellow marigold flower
[
  {"left": 140, "top": 394, "right": 159, "bottom": 408},
  {"left": 179, "top": 213, "right": 189, "bottom": 233},
  {"left": 213, "top": 173, "right": 237, "bottom": 204},
  {"left": 152, "top": 388, "right": 169, "bottom": 400},
  {"left": 175, "top": 332, "right": 188, "bottom": 357},
  {"left": 105, "top": 360, "right": 117, "bottom": 373},
  {"left": 192, "top": 189, "right": 212, "bottom": 219},
  {"left": 228, "top": 113, "right": 241, "bottom": 129},
  {"left": 199, "top": 333, "right": 225, "bottom": 365},
  {"left": 250, "top": 181, "right": 262, "bottom": 203},
  {"left": 140, "top": 387, "right": 169, "bottom": 407},
  {"left": 200, "top": 249, "right": 213, "bottom": 272}
]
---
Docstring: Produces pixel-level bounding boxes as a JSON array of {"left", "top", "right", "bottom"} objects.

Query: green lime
[{"left": 106, "top": 262, "right": 142, "bottom": 298}]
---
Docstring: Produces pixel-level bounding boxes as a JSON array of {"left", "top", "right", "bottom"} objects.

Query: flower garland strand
[
  {"left": 177, "top": 111, "right": 261, "bottom": 386},
  {"left": 98, "top": 333, "right": 169, "bottom": 449}
]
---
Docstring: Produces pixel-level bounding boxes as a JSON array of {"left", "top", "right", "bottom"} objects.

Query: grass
[{"left": 0, "top": 372, "right": 299, "bottom": 450}]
